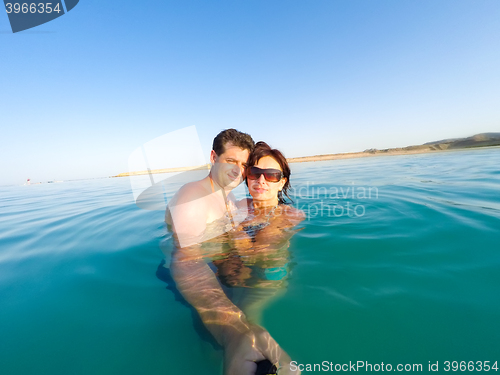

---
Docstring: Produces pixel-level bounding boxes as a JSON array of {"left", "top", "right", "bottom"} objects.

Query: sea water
[{"left": 1, "top": 148, "right": 499, "bottom": 374}]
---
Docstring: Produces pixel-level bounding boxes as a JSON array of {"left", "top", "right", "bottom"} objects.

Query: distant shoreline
[
  {"left": 114, "top": 142, "right": 500, "bottom": 178},
  {"left": 286, "top": 144, "right": 500, "bottom": 164},
  {"left": 11, "top": 134, "right": 499, "bottom": 185},
  {"left": 114, "top": 164, "right": 211, "bottom": 178}
]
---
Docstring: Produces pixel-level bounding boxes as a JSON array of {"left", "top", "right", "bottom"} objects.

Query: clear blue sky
[{"left": 1, "top": 0, "right": 499, "bottom": 185}]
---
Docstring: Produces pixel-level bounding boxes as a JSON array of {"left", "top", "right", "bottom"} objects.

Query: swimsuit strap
[{"left": 209, "top": 175, "right": 215, "bottom": 193}]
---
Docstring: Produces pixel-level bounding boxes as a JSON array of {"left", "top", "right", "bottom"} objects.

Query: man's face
[{"left": 210, "top": 142, "right": 250, "bottom": 190}]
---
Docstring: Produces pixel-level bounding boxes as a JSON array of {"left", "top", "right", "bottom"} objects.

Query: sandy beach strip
[{"left": 114, "top": 142, "right": 499, "bottom": 178}]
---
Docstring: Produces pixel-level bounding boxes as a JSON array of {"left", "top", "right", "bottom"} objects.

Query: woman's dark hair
[
  {"left": 212, "top": 129, "right": 255, "bottom": 156},
  {"left": 246, "top": 141, "right": 292, "bottom": 204}
]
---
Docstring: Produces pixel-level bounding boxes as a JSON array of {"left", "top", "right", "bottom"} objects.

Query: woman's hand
[{"left": 223, "top": 324, "right": 300, "bottom": 375}]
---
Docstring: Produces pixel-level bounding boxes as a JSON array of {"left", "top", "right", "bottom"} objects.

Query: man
[
  {"left": 166, "top": 128, "right": 253, "bottom": 247},
  {"left": 166, "top": 129, "right": 298, "bottom": 375}
]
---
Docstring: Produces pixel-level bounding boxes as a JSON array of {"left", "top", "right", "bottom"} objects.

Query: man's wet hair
[{"left": 212, "top": 129, "right": 255, "bottom": 156}]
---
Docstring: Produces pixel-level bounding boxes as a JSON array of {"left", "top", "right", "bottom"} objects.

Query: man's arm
[
  {"left": 167, "top": 186, "right": 297, "bottom": 375},
  {"left": 170, "top": 249, "right": 250, "bottom": 345},
  {"left": 171, "top": 249, "right": 295, "bottom": 375},
  {"left": 167, "top": 185, "right": 250, "bottom": 344}
]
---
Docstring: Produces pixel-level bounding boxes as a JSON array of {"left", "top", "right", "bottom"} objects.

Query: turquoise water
[{"left": 1, "top": 148, "right": 499, "bottom": 374}]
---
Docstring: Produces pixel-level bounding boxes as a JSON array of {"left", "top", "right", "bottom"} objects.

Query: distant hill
[
  {"left": 361, "top": 132, "right": 500, "bottom": 154},
  {"left": 423, "top": 137, "right": 463, "bottom": 145},
  {"left": 287, "top": 132, "right": 500, "bottom": 164},
  {"left": 425, "top": 133, "right": 500, "bottom": 149}
]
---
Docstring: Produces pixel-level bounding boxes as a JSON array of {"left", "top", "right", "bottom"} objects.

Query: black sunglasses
[{"left": 247, "top": 166, "right": 283, "bottom": 183}]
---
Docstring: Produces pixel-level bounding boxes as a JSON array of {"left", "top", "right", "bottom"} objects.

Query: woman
[
  {"left": 214, "top": 141, "right": 303, "bottom": 289},
  {"left": 241, "top": 140, "right": 303, "bottom": 232}
]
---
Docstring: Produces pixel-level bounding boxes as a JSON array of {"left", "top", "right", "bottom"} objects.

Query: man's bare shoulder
[
  {"left": 166, "top": 178, "right": 214, "bottom": 242},
  {"left": 171, "top": 179, "right": 211, "bottom": 206},
  {"left": 166, "top": 178, "right": 211, "bottom": 226}
]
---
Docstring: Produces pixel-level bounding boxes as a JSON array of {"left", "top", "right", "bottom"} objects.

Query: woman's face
[{"left": 247, "top": 156, "right": 286, "bottom": 204}]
